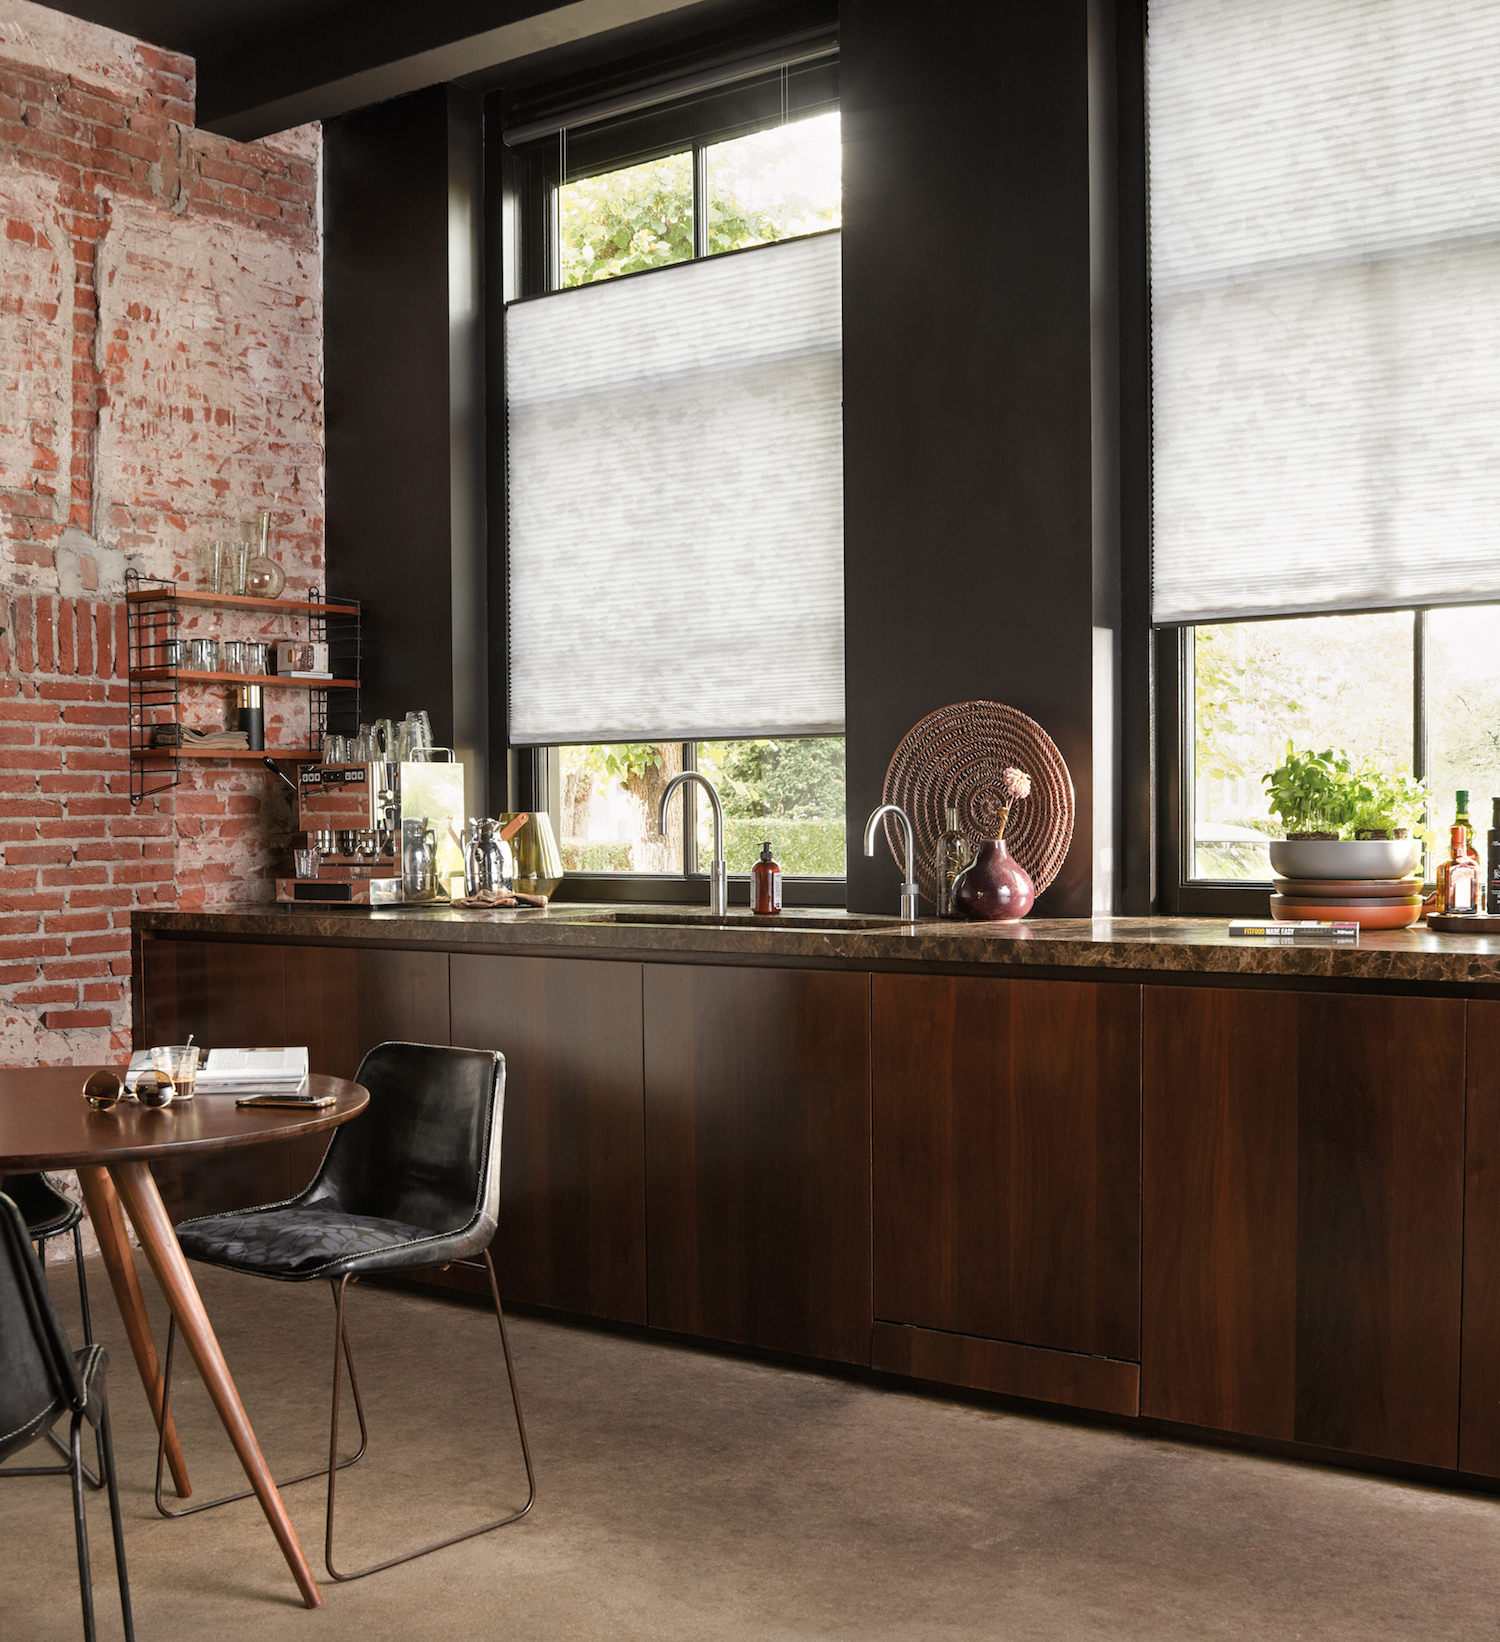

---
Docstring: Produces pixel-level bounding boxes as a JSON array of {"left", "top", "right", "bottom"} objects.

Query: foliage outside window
[
  {"left": 1188, "top": 607, "right": 1500, "bottom": 882},
  {"left": 558, "top": 111, "right": 840, "bottom": 289},
  {"left": 559, "top": 738, "right": 845, "bottom": 876}
]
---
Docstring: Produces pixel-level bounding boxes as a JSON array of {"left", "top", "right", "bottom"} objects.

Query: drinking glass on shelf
[
  {"left": 187, "top": 637, "right": 220, "bottom": 672},
  {"left": 222, "top": 640, "right": 247, "bottom": 674},
  {"left": 230, "top": 540, "right": 251, "bottom": 597},
  {"left": 322, "top": 734, "right": 347, "bottom": 765},
  {"left": 294, "top": 848, "right": 320, "bottom": 878}
]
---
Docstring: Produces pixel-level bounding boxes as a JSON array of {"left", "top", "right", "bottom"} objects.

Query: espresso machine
[{"left": 276, "top": 754, "right": 464, "bottom": 906}]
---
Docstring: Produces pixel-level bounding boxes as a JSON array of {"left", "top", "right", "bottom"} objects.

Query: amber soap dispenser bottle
[{"left": 750, "top": 841, "right": 782, "bottom": 915}]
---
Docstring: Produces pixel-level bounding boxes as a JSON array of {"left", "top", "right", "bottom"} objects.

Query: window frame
[
  {"left": 502, "top": 51, "right": 847, "bottom": 905},
  {"left": 1157, "top": 605, "right": 1482, "bottom": 914}
]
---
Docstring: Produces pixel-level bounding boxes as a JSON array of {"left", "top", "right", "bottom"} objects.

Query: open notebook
[{"left": 127, "top": 1047, "right": 310, "bottom": 1094}]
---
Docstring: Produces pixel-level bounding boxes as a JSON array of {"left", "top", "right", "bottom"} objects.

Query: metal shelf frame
[{"left": 124, "top": 571, "right": 362, "bottom": 805}]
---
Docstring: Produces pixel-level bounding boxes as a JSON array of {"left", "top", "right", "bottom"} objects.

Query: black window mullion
[{"left": 692, "top": 142, "right": 708, "bottom": 259}]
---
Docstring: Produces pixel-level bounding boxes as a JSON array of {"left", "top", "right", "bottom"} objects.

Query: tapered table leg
[
  {"left": 76, "top": 1165, "right": 192, "bottom": 1498},
  {"left": 110, "top": 1158, "right": 323, "bottom": 1610}
]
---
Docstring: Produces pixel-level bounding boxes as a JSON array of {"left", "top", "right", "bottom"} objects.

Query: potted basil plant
[{"left": 1262, "top": 744, "right": 1430, "bottom": 880}]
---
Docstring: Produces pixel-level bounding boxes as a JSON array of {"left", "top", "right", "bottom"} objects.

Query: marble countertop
[{"left": 131, "top": 904, "right": 1500, "bottom": 989}]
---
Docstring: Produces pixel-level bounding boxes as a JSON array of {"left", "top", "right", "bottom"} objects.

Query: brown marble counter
[{"left": 132, "top": 904, "right": 1500, "bottom": 990}]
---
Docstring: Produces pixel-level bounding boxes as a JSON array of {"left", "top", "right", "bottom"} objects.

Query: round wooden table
[{"left": 0, "top": 1066, "right": 368, "bottom": 1610}]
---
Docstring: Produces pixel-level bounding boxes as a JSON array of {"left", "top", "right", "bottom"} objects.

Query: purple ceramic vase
[{"left": 951, "top": 837, "right": 1035, "bottom": 922}]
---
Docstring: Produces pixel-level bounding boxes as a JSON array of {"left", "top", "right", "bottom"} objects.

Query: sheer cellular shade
[
  {"left": 506, "top": 232, "right": 843, "bottom": 745},
  {"left": 1149, "top": 0, "right": 1500, "bottom": 625}
]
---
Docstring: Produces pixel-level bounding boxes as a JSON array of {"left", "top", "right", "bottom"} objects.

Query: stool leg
[{"left": 69, "top": 1412, "right": 98, "bottom": 1642}]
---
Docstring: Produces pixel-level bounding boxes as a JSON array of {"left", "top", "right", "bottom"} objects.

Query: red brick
[
  {"left": 42, "top": 911, "right": 109, "bottom": 933},
  {"left": 68, "top": 933, "right": 129, "bottom": 955},
  {"left": 44, "top": 958, "right": 109, "bottom": 979},
  {"left": 62, "top": 888, "right": 132, "bottom": 907},
  {"left": 41, "top": 865, "right": 108, "bottom": 886},
  {"left": 82, "top": 981, "right": 122, "bottom": 1001},
  {"left": 14, "top": 983, "right": 77, "bottom": 1005},
  {"left": 5, "top": 843, "right": 73, "bottom": 865},
  {"left": 41, "top": 1009, "right": 111, "bottom": 1028}
]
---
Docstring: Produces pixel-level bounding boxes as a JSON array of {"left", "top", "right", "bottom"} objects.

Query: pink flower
[{"left": 1002, "top": 766, "right": 1032, "bottom": 802}]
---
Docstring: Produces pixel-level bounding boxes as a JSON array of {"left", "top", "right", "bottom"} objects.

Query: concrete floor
[{"left": 4, "top": 1257, "right": 1499, "bottom": 1642}]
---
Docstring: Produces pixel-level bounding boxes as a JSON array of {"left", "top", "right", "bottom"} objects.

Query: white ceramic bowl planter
[{"left": 1268, "top": 839, "right": 1423, "bottom": 881}]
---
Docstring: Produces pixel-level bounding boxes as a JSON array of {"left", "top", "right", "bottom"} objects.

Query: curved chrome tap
[
  {"left": 659, "top": 771, "right": 728, "bottom": 916},
  {"left": 863, "top": 803, "right": 920, "bottom": 923}
]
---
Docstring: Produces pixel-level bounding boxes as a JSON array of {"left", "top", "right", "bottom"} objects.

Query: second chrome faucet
[{"left": 863, "top": 803, "right": 920, "bottom": 923}]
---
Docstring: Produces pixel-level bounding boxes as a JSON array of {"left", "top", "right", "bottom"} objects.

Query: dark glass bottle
[
  {"left": 750, "top": 841, "right": 782, "bottom": 915},
  {"left": 1456, "top": 790, "right": 1476, "bottom": 860},
  {"left": 1488, "top": 797, "right": 1500, "bottom": 914}
]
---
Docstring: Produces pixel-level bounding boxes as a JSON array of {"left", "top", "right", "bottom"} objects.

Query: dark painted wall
[
  {"left": 841, "top": 0, "right": 1096, "bottom": 914},
  {"left": 325, "top": 84, "right": 489, "bottom": 803},
  {"left": 325, "top": 86, "right": 455, "bottom": 746}
]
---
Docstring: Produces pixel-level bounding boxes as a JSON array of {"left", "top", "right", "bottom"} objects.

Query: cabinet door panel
[
  {"left": 873, "top": 975, "right": 1141, "bottom": 1361},
  {"left": 1142, "top": 987, "right": 1463, "bottom": 1468},
  {"left": 1461, "top": 1001, "right": 1500, "bottom": 1474},
  {"left": 282, "top": 945, "right": 450, "bottom": 1082},
  {"left": 450, "top": 954, "right": 647, "bottom": 1324},
  {"left": 644, "top": 965, "right": 871, "bottom": 1363},
  {"left": 136, "top": 937, "right": 290, "bottom": 1223}
]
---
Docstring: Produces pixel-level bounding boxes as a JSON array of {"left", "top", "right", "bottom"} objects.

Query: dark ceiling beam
[{"left": 197, "top": 0, "right": 711, "bottom": 138}]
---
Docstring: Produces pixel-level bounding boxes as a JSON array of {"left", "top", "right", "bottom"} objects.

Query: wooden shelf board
[
  {"left": 126, "top": 587, "right": 359, "bottom": 617},
  {"left": 131, "top": 747, "right": 323, "bottom": 763},
  {"left": 130, "top": 669, "right": 358, "bottom": 689}
]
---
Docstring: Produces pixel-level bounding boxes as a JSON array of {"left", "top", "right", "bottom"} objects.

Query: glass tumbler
[
  {"left": 150, "top": 1044, "right": 199, "bottom": 1100},
  {"left": 294, "top": 848, "right": 321, "bottom": 878}
]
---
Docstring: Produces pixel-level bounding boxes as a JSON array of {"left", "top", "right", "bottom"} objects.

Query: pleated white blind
[
  {"left": 1149, "top": 0, "right": 1500, "bottom": 624},
  {"left": 505, "top": 232, "right": 844, "bottom": 745}
]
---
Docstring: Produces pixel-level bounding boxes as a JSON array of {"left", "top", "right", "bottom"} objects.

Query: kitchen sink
[{"left": 555, "top": 910, "right": 914, "bottom": 931}]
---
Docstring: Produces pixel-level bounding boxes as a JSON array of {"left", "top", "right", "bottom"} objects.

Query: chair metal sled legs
[
  {"left": 325, "top": 1250, "right": 536, "bottom": 1581},
  {"left": 154, "top": 1281, "right": 369, "bottom": 1518},
  {"left": 167, "top": 1042, "right": 537, "bottom": 1582}
]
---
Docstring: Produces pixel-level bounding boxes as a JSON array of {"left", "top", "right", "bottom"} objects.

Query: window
[
  {"left": 1185, "top": 606, "right": 1500, "bottom": 884},
  {"left": 504, "top": 49, "right": 845, "bottom": 896},
  {"left": 557, "top": 737, "right": 846, "bottom": 877},
  {"left": 1148, "top": 1, "right": 1500, "bottom": 902}
]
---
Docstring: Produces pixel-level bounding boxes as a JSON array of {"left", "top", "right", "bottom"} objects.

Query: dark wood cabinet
[
  {"left": 643, "top": 964, "right": 872, "bottom": 1364},
  {"left": 1142, "top": 986, "right": 1465, "bottom": 1469},
  {"left": 136, "top": 937, "right": 292, "bottom": 1223},
  {"left": 282, "top": 944, "right": 450, "bottom": 1082},
  {"left": 870, "top": 975, "right": 1141, "bottom": 1412},
  {"left": 450, "top": 954, "right": 647, "bottom": 1324},
  {"left": 1461, "top": 1000, "right": 1500, "bottom": 1475}
]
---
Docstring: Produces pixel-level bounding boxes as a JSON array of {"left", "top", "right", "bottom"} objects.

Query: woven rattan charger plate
[{"left": 882, "top": 701, "right": 1075, "bottom": 906}]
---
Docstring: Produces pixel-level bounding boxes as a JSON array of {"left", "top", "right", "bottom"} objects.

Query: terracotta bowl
[
  {"left": 1269, "top": 894, "right": 1424, "bottom": 930},
  {"left": 1271, "top": 877, "right": 1422, "bottom": 900}
]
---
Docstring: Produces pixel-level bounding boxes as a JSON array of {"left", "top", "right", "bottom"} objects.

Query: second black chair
[
  {"left": 0, "top": 1191, "right": 134, "bottom": 1642},
  {"left": 0, "top": 1171, "right": 104, "bottom": 1489},
  {"left": 156, "top": 1040, "right": 535, "bottom": 1581}
]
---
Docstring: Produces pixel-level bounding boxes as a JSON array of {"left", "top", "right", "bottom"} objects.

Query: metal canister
[{"left": 478, "top": 819, "right": 514, "bottom": 894}]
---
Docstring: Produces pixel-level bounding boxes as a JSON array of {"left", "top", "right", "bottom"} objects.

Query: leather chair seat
[
  {"left": 177, "top": 1204, "right": 463, "bottom": 1280},
  {"left": 1, "top": 1171, "right": 84, "bottom": 1242}
]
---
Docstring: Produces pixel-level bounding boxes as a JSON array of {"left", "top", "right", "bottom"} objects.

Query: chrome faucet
[
  {"left": 659, "top": 771, "right": 728, "bottom": 916},
  {"left": 863, "top": 803, "right": 920, "bottom": 923}
]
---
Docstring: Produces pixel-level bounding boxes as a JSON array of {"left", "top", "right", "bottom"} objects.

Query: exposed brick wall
[{"left": 0, "top": 0, "right": 323, "bottom": 1069}]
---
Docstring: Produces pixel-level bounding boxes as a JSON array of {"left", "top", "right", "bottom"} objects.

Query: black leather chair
[
  {"left": 157, "top": 1041, "right": 535, "bottom": 1581},
  {"left": 0, "top": 1171, "right": 103, "bottom": 1489},
  {"left": 0, "top": 1191, "right": 134, "bottom": 1642}
]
